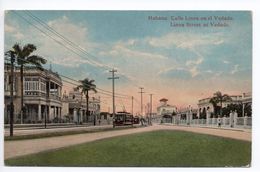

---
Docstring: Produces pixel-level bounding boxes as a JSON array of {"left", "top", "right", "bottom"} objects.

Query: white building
[
  {"left": 156, "top": 98, "right": 177, "bottom": 123},
  {"left": 157, "top": 98, "right": 177, "bottom": 116},
  {"left": 61, "top": 88, "right": 101, "bottom": 124},
  {"left": 198, "top": 92, "right": 252, "bottom": 118},
  {"left": 197, "top": 94, "right": 243, "bottom": 118},
  {"left": 4, "top": 65, "right": 62, "bottom": 124}
]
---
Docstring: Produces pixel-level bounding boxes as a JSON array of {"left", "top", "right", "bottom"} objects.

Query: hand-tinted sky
[{"left": 4, "top": 11, "right": 252, "bottom": 113}]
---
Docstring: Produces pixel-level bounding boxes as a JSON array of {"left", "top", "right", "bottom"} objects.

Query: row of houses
[
  {"left": 4, "top": 66, "right": 100, "bottom": 124},
  {"left": 4, "top": 64, "right": 252, "bottom": 126},
  {"left": 155, "top": 92, "right": 252, "bottom": 125}
]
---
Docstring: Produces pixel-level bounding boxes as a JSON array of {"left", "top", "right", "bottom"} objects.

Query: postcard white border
[{"left": 0, "top": 1, "right": 259, "bottom": 172}]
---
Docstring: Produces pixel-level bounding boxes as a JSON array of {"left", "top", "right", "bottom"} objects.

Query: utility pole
[
  {"left": 108, "top": 69, "right": 119, "bottom": 118},
  {"left": 131, "top": 96, "right": 134, "bottom": 115},
  {"left": 10, "top": 52, "right": 15, "bottom": 136},
  {"left": 139, "top": 87, "right": 145, "bottom": 116},
  {"left": 149, "top": 94, "right": 153, "bottom": 125}
]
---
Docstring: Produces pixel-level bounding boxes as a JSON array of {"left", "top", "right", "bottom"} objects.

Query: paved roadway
[{"left": 4, "top": 124, "right": 251, "bottom": 160}]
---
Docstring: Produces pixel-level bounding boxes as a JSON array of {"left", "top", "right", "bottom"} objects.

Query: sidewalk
[
  {"left": 4, "top": 124, "right": 251, "bottom": 160},
  {"left": 4, "top": 124, "right": 113, "bottom": 136},
  {"left": 162, "top": 123, "right": 252, "bottom": 133}
]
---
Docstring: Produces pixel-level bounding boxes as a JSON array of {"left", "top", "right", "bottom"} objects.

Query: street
[{"left": 4, "top": 124, "right": 251, "bottom": 160}]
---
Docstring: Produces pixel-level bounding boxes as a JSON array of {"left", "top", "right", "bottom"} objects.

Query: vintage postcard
[{"left": 3, "top": 10, "right": 252, "bottom": 167}]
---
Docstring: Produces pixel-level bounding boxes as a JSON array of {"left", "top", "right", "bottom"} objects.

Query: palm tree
[
  {"left": 8, "top": 43, "right": 47, "bottom": 123},
  {"left": 77, "top": 78, "right": 97, "bottom": 125},
  {"left": 209, "top": 91, "right": 232, "bottom": 117}
]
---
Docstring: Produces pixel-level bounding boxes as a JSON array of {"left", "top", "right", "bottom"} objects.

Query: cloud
[
  {"left": 157, "top": 66, "right": 177, "bottom": 76},
  {"left": 223, "top": 60, "right": 230, "bottom": 64},
  {"left": 158, "top": 56, "right": 202, "bottom": 78},
  {"left": 185, "top": 53, "right": 203, "bottom": 77},
  {"left": 186, "top": 57, "right": 203, "bottom": 66},
  {"left": 47, "top": 16, "right": 89, "bottom": 47},
  {"left": 147, "top": 32, "right": 226, "bottom": 78},
  {"left": 19, "top": 15, "right": 109, "bottom": 69},
  {"left": 4, "top": 15, "right": 93, "bottom": 68},
  {"left": 4, "top": 11, "right": 252, "bottom": 109},
  {"left": 189, "top": 66, "right": 200, "bottom": 77},
  {"left": 231, "top": 64, "right": 239, "bottom": 74},
  {"left": 5, "top": 23, "right": 16, "bottom": 33},
  {"left": 159, "top": 67, "right": 192, "bottom": 79},
  {"left": 125, "top": 39, "right": 137, "bottom": 46},
  {"left": 100, "top": 42, "right": 168, "bottom": 60},
  {"left": 5, "top": 23, "right": 25, "bottom": 40},
  {"left": 118, "top": 71, "right": 137, "bottom": 82},
  {"left": 205, "top": 70, "right": 213, "bottom": 73},
  {"left": 147, "top": 32, "right": 225, "bottom": 50}
]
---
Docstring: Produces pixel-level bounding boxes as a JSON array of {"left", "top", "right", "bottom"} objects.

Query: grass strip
[{"left": 5, "top": 126, "right": 141, "bottom": 141}]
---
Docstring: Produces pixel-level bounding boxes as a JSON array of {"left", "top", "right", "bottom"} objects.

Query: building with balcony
[
  {"left": 4, "top": 65, "right": 62, "bottom": 123},
  {"left": 61, "top": 88, "right": 101, "bottom": 124}
]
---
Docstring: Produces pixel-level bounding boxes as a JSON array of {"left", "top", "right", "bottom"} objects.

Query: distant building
[
  {"left": 156, "top": 98, "right": 177, "bottom": 123},
  {"left": 61, "top": 88, "right": 101, "bottom": 123},
  {"left": 197, "top": 92, "right": 252, "bottom": 118},
  {"left": 4, "top": 65, "right": 62, "bottom": 124},
  {"left": 241, "top": 92, "right": 252, "bottom": 116},
  {"left": 157, "top": 98, "right": 177, "bottom": 116}
]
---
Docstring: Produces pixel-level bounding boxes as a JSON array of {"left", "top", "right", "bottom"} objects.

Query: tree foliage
[
  {"left": 222, "top": 103, "right": 252, "bottom": 117},
  {"left": 5, "top": 43, "right": 47, "bottom": 123},
  {"left": 209, "top": 91, "right": 232, "bottom": 117},
  {"left": 77, "top": 78, "right": 97, "bottom": 124}
]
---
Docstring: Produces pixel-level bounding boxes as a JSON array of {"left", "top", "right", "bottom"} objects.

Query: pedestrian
[
  {"left": 140, "top": 118, "right": 144, "bottom": 126},
  {"left": 98, "top": 119, "right": 101, "bottom": 125}
]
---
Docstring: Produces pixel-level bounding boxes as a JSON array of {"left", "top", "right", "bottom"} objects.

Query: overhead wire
[
  {"left": 9, "top": 11, "right": 153, "bottom": 113},
  {"left": 12, "top": 11, "right": 133, "bottom": 99},
  {"left": 24, "top": 11, "right": 111, "bottom": 69},
  {"left": 22, "top": 11, "right": 143, "bottom": 90},
  {"left": 4, "top": 55, "right": 131, "bottom": 112},
  {"left": 12, "top": 11, "right": 102, "bottom": 68},
  {"left": 5, "top": 55, "right": 132, "bottom": 99}
]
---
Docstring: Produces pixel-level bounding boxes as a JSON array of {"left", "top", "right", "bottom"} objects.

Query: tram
[{"left": 113, "top": 111, "right": 140, "bottom": 128}]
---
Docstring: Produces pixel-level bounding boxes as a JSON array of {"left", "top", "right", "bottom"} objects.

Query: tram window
[{"left": 115, "top": 115, "right": 123, "bottom": 121}]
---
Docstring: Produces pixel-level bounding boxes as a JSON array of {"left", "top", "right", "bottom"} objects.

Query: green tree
[
  {"left": 209, "top": 91, "right": 232, "bottom": 117},
  {"left": 244, "top": 103, "right": 252, "bottom": 117},
  {"left": 172, "top": 111, "right": 177, "bottom": 116},
  {"left": 6, "top": 43, "right": 47, "bottom": 123},
  {"left": 77, "top": 78, "right": 97, "bottom": 125},
  {"left": 222, "top": 103, "right": 242, "bottom": 117}
]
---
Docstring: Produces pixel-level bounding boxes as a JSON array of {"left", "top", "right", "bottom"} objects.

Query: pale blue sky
[{"left": 4, "top": 11, "right": 252, "bottom": 112}]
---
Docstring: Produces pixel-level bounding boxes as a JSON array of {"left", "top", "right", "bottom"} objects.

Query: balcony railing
[{"left": 24, "top": 91, "right": 61, "bottom": 101}]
